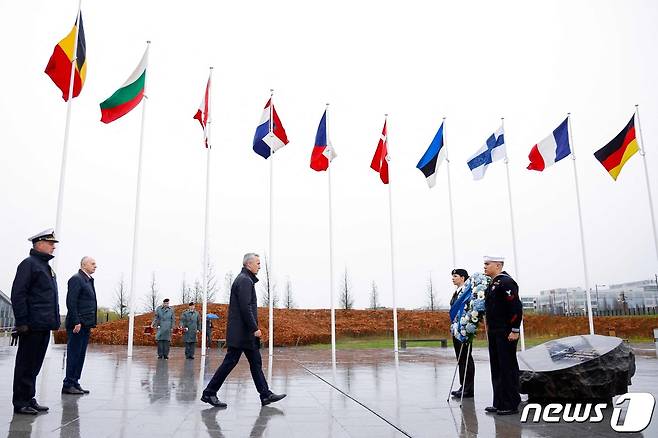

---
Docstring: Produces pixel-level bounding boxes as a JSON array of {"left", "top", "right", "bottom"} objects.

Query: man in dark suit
[
  {"left": 201, "top": 253, "right": 286, "bottom": 408},
  {"left": 11, "top": 228, "right": 61, "bottom": 415},
  {"left": 62, "top": 256, "right": 98, "bottom": 395}
]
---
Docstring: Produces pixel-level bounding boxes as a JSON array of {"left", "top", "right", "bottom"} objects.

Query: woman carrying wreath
[{"left": 448, "top": 268, "right": 475, "bottom": 399}]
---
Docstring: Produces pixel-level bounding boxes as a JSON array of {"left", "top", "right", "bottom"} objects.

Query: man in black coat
[
  {"left": 10, "top": 229, "right": 61, "bottom": 415},
  {"left": 62, "top": 256, "right": 98, "bottom": 395},
  {"left": 483, "top": 256, "right": 523, "bottom": 416},
  {"left": 201, "top": 253, "right": 286, "bottom": 408}
]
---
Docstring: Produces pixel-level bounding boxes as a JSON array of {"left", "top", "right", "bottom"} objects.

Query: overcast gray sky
[{"left": 1, "top": 0, "right": 657, "bottom": 313}]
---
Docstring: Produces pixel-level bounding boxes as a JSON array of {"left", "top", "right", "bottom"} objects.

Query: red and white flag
[
  {"left": 370, "top": 120, "right": 389, "bottom": 184},
  {"left": 193, "top": 73, "right": 211, "bottom": 148}
]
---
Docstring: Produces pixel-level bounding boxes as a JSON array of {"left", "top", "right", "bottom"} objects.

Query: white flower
[
  {"left": 478, "top": 291, "right": 485, "bottom": 299},
  {"left": 471, "top": 316, "right": 478, "bottom": 323},
  {"left": 461, "top": 329, "right": 467, "bottom": 336},
  {"left": 471, "top": 310, "right": 478, "bottom": 317}
]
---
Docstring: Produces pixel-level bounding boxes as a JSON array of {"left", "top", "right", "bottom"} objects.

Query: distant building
[
  {"left": 521, "top": 295, "right": 537, "bottom": 311},
  {"left": 536, "top": 279, "right": 658, "bottom": 314},
  {"left": 0, "top": 289, "right": 14, "bottom": 329}
]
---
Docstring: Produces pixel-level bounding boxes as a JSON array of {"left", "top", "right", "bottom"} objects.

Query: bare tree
[
  {"left": 222, "top": 270, "right": 234, "bottom": 304},
  {"left": 339, "top": 268, "right": 354, "bottom": 310},
  {"left": 144, "top": 272, "right": 160, "bottom": 312},
  {"left": 426, "top": 274, "right": 437, "bottom": 311},
  {"left": 180, "top": 276, "right": 192, "bottom": 304},
  {"left": 283, "top": 277, "right": 295, "bottom": 309},
  {"left": 369, "top": 281, "right": 380, "bottom": 310},
  {"left": 259, "top": 256, "right": 278, "bottom": 307},
  {"left": 192, "top": 279, "right": 203, "bottom": 304},
  {"left": 113, "top": 275, "right": 128, "bottom": 319},
  {"left": 204, "top": 261, "right": 219, "bottom": 303}
]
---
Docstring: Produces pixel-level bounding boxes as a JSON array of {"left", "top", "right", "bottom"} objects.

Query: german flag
[
  {"left": 45, "top": 13, "right": 86, "bottom": 101},
  {"left": 593, "top": 115, "right": 640, "bottom": 180}
]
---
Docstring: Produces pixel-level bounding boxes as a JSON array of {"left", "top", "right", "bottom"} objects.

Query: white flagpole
[
  {"left": 567, "top": 113, "right": 594, "bottom": 335},
  {"left": 386, "top": 114, "right": 400, "bottom": 353},
  {"left": 127, "top": 41, "right": 151, "bottom": 358},
  {"left": 444, "top": 117, "right": 457, "bottom": 267},
  {"left": 201, "top": 66, "right": 213, "bottom": 356},
  {"left": 268, "top": 89, "right": 275, "bottom": 357},
  {"left": 501, "top": 118, "right": 526, "bottom": 350},
  {"left": 634, "top": 105, "right": 658, "bottom": 266},
  {"left": 326, "top": 103, "right": 337, "bottom": 365},
  {"left": 53, "top": 0, "right": 82, "bottom": 271}
]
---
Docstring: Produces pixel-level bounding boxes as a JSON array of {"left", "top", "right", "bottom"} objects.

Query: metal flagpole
[
  {"left": 268, "top": 89, "right": 275, "bottom": 357},
  {"left": 386, "top": 114, "right": 400, "bottom": 353},
  {"left": 127, "top": 41, "right": 151, "bottom": 357},
  {"left": 326, "top": 103, "right": 337, "bottom": 365},
  {"left": 201, "top": 66, "right": 213, "bottom": 356},
  {"left": 444, "top": 117, "right": 457, "bottom": 267},
  {"left": 634, "top": 105, "right": 658, "bottom": 266},
  {"left": 501, "top": 118, "right": 526, "bottom": 350},
  {"left": 567, "top": 113, "right": 594, "bottom": 335},
  {"left": 53, "top": 0, "right": 82, "bottom": 273}
]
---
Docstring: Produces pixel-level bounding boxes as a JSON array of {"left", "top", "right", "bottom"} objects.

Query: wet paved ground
[{"left": 0, "top": 338, "right": 656, "bottom": 437}]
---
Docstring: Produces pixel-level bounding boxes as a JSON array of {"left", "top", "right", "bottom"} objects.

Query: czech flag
[
  {"left": 594, "top": 115, "right": 639, "bottom": 181},
  {"left": 253, "top": 99, "right": 289, "bottom": 159},
  {"left": 310, "top": 110, "right": 337, "bottom": 171},
  {"left": 370, "top": 120, "right": 389, "bottom": 184},
  {"left": 45, "top": 12, "right": 87, "bottom": 101},
  {"left": 527, "top": 118, "right": 571, "bottom": 171}
]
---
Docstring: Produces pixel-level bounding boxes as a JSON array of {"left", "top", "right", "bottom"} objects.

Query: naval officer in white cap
[
  {"left": 10, "top": 229, "right": 61, "bottom": 415},
  {"left": 482, "top": 255, "right": 523, "bottom": 416}
]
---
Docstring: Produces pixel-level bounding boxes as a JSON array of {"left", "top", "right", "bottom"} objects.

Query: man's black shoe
[
  {"left": 452, "top": 391, "right": 474, "bottom": 399},
  {"left": 450, "top": 389, "right": 461, "bottom": 397},
  {"left": 14, "top": 406, "right": 39, "bottom": 415},
  {"left": 261, "top": 393, "right": 286, "bottom": 406},
  {"left": 497, "top": 409, "right": 519, "bottom": 416},
  {"left": 29, "top": 401, "right": 49, "bottom": 411},
  {"left": 74, "top": 385, "right": 90, "bottom": 394},
  {"left": 62, "top": 386, "right": 85, "bottom": 395},
  {"left": 201, "top": 394, "right": 227, "bottom": 408},
  {"left": 157, "top": 355, "right": 163, "bottom": 359},
  {"left": 485, "top": 406, "right": 498, "bottom": 413}
]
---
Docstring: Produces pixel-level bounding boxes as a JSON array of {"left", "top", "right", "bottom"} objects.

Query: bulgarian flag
[{"left": 100, "top": 46, "right": 149, "bottom": 124}]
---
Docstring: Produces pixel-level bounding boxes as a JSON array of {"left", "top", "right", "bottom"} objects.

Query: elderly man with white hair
[
  {"left": 201, "top": 253, "right": 286, "bottom": 408},
  {"left": 62, "top": 256, "right": 98, "bottom": 395}
]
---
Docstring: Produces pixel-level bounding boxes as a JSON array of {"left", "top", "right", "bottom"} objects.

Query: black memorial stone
[{"left": 518, "top": 334, "right": 635, "bottom": 401}]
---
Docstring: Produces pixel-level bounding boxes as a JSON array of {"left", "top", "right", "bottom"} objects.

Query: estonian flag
[{"left": 416, "top": 121, "right": 446, "bottom": 188}]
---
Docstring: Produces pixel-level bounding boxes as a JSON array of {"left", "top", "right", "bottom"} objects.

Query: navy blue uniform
[
  {"left": 10, "top": 249, "right": 60, "bottom": 409},
  {"left": 485, "top": 271, "right": 522, "bottom": 411}
]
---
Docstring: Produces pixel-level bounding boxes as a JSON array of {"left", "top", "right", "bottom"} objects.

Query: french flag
[
  {"left": 253, "top": 98, "right": 289, "bottom": 159},
  {"left": 310, "top": 110, "right": 337, "bottom": 171},
  {"left": 527, "top": 118, "right": 571, "bottom": 171}
]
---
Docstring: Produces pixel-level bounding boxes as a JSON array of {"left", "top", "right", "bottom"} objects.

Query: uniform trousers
[
  {"left": 487, "top": 329, "right": 521, "bottom": 411},
  {"left": 13, "top": 330, "right": 50, "bottom": 408}
]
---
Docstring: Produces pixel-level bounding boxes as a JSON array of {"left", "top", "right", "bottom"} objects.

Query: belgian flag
[
  {"left": 45, "top": 13, "right": 86, "bottom": 101},
  {"left": 594, "top": 115, "right": 640, "bottom": 180}
]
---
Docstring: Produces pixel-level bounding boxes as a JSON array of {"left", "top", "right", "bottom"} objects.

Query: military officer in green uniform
[
  {"left": 152, "top": 298, "right": 175, "bottom": 359},
  {"left": 180, "top": 302, "right": 201, "bottom": 359}
]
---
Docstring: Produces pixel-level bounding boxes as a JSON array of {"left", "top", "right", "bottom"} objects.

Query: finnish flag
[{"left": 466, "top": 126, "right": 506, "bottom": 180}]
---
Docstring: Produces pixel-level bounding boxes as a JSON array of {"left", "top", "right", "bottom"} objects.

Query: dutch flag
[
  {"left": 253, "top": 98, "right": 289, "bottom": 159},
  {"left": 527, "top": 118, "right": 571, "bottom": 171}
]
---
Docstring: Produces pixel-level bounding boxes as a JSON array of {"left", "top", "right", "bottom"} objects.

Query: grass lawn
[{"left": 307, "top": 335, "right": 654, "bottom": 350}]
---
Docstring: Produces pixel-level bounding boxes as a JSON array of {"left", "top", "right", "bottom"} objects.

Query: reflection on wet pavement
[{"left": 0, "top": 343, "right": 655, "bottom": 437}]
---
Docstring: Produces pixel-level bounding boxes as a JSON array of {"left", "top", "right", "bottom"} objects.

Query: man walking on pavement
[
  {"left": 180, "top": 302, "right": 201, "bottom": 359},
  {"left": 201, "top": 253, "right": 286, "bottom": 408},
  {"left": 153, "top": 298, "right": 175, "bottom": 359},
  {"left": 62, "top": 256, "right": 98, "bottom": 395},
  {"left": 10, "top": 229, "right": 61, "bottom": 415}
]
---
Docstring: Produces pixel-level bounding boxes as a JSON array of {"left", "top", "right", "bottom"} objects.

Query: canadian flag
[
  {"left": 193, "top": 73, "right": 211, "bottom": 148},
  {"left": 370, "top": 120, "right": 389, "bottom": 184}
]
